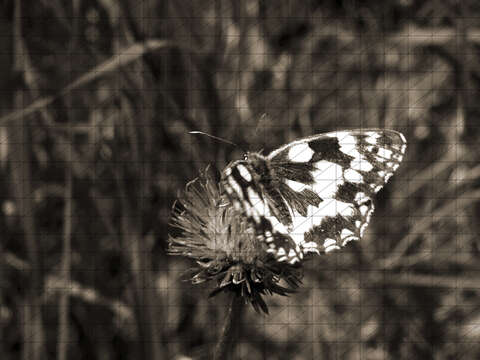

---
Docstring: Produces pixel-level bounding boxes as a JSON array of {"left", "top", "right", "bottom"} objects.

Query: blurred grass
[{"left": 0, "top": 0, "right": 479, "bottom": 359}]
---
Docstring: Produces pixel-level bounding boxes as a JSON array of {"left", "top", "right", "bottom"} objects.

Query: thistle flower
[{"left": 169, "top": 166, "right": 303, "bottom": 314}]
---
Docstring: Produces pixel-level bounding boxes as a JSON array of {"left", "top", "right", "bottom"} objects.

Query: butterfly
[{"left": 221, "top": 129, "right": 407, "bottom": 264}]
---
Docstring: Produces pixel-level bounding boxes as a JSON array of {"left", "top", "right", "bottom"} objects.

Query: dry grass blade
[
  {"left": 383, "top": 273, "right": 480, "bottom": 289},
  {"left": 398, "top": 151, "right": 456, "bottom": 207},
  {"left": 57, "top": 154, "right": 73, "bottom": 360},
  {"left": 115, "top": 165, "right": 166, "bottom": 359},
  {"left": 390, "top": 26, "right": 480, "bottom": 45},
  {"left": 2, "top": 252, "right": 30, "bottom": 271},
  {"left": 45, "top": 275, "right": 133, "bottom": 321},
  {"left": 11, "top": 2, "right": 45, "bottom": 359},
  {"left": 0, "top": 39, "right": 176, "bottom": 125},
  {"left": 384, "top": 189, "right": 480, "bottom": 269}
]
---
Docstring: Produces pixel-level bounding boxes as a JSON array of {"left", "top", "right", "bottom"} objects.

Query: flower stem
[{"left": 214, "top": 295, "right": 243, "bottom": 360}]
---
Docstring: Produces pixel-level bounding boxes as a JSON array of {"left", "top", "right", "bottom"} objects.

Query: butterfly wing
[
  {"left": 223, "top": 129, "right": 407, "bottom": 263},
  {"left": 222, "top": 157, "right": 305, "bottom": 263},
  {"left": 268, "top": 129, "right": 407, "bottom": 253}
]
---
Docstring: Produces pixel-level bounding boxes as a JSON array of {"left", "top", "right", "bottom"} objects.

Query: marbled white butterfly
[{"left": 222, "top": 129, "right": 407, "bottom": 264}]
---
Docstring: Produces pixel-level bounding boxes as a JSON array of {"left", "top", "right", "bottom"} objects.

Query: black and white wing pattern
[{"left": 222, "top": 129, "right": 407, "bottom": 264}]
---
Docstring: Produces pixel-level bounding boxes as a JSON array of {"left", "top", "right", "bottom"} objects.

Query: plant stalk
[{"left": 214, "top": 295, "right": 243, "bottom": 360}]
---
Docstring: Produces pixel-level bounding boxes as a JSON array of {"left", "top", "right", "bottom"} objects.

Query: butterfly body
[{"left": 222, "top": 129, "right": 407, "bottom": 264}]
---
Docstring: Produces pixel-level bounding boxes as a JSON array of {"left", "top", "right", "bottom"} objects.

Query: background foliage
[{"left": 0, "top": 0, "right": 479, "bottom": 359}]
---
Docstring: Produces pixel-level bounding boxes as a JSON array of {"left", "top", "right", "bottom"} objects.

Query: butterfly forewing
[
  {"left": 222, "top": 129, "right": 406, "bottom": 264},
  {"left": 223, "top": 158, "right": 304, "bottom": 262}
]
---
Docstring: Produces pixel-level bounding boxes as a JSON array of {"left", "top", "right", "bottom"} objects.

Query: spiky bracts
[{"left": 169, "top": 167, "right": 303, "bottom": 313}]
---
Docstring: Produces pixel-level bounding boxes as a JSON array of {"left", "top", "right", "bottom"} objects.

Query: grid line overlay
[{"left": 2, "top": 2, "right": 479, "bottom": 360}]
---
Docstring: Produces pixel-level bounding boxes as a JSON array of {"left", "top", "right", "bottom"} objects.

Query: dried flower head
[{"left": 169, "top": 166, "right": 303, "bottom": 314}]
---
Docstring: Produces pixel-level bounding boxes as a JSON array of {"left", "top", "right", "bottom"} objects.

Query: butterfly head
[{"left": 242, "top": 152, "right": 269, "bottom": 177}]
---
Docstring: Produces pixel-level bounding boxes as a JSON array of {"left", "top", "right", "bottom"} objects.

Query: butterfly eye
[{"left": 243, "top": 154, "right": 248, "bottom": 161}]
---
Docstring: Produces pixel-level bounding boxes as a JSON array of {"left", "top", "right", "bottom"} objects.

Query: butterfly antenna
[{"left": 189, "top": 131, "right": 238, "bottom": 148}]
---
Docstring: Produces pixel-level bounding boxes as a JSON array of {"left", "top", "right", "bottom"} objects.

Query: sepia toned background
[{"left": 0, "top": 0, "right": 479, "bottom": 359}]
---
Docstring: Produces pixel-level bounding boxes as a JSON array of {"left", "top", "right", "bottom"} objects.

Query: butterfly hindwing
[{"left": 222, "top": 129, "right": 407, "bottom": 264}]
